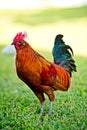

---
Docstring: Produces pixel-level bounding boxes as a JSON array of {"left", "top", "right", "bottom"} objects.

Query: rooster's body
[{"left": 11, "top": 32, "right": 76, "bottom": 115}]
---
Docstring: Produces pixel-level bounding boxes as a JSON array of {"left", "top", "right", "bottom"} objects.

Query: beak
[{"left": 11, "top": 42, "right": 15, "bottom": 45}]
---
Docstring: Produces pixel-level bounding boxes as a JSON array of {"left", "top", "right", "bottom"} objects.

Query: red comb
[{"left": 13, "top": 32, "right": 25, "bottom": 43}]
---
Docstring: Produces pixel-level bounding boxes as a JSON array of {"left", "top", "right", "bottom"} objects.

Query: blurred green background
[{"left": 0, "top": 6, "right": 87, "bottom": 55}]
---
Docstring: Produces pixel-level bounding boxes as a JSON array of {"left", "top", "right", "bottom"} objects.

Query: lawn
[{"left": 0, "top": 44, "right": 87, "bottom": 130}]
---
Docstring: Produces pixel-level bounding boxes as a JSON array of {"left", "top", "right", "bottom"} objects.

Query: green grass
[
  {"left": 0, "top": 6, "right": 87, "bottom": 26},
  {"left": 0, "top": 45, "right": 87, "bottom": 130}
]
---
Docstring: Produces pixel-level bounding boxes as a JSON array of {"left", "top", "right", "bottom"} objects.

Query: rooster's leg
[
  {"left": 34, "top": 85, "right": 55, "bottom": 115},
  {"left": 32, "top": 90, "right": 45, "bottom": 115},
  {"left": 40, "top": 101, "right": 45, "bottom": 115},
  {"left": 44, "top": 87, "right": 54, "bottom": 115},
  {"left": 49, "top": 101, "right": 54, "bottom": 115}
]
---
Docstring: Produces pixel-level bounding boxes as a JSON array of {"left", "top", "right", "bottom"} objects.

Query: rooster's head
[{"left": 11, "top": 32, "right": 26, "bottom": 49}]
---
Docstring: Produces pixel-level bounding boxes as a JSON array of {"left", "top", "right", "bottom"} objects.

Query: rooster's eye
[
  {"left": 19, "top": 40, "right": 25, "bottom": 48},
  {"left": 19, "top": 41, "right": 22, "bottom": 44},
  {"left": 19, "top": 41, "right": 23, "bottom": 46}
]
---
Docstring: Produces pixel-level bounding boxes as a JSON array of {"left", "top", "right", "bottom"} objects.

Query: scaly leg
[
  {"left": 32, "top": 89, "right": 45, "bottom": 115},
  {"left": 49, "top": 101, "right": 54, "bottom": 115},
  {"left": 40, "top": 101, "right": 45, "bottom": 115},
  {"left": 40, "top": 85, "right": 55, "bottom": 115},
  {"left": 33, "top": 85, "right": 55, "bottom": 115}
]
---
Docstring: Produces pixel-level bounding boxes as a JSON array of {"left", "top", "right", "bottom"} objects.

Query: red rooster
[{"left": 11, "top": 32, "right": 76, "bottom": 115}]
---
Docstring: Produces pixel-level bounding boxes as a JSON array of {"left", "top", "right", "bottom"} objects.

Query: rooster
[{"left": 11, "top": 32, "right": 76, "bottom": 115}]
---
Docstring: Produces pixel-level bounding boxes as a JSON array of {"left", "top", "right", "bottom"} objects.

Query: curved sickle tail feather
[{"left": 52, "top": 34, "right": 77, "bottom": 77}]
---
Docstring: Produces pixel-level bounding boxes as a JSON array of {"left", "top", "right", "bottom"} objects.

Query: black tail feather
[{"left": 52, "top": 34, "right": 77, "bottom": 77}]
